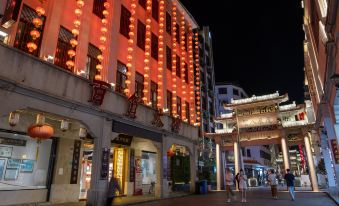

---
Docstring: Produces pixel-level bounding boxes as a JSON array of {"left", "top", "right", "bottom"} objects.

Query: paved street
[{"left": 129, "top": 189, "right": 336, "bottom": 206}]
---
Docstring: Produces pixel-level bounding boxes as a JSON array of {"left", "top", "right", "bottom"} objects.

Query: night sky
[{"left": 180, "top": 0, "right": 305, "bottom": 103}]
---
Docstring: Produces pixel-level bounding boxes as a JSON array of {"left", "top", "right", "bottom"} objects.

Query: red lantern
[
  {"left": 167, "top": 150, "right": 175, "bottom": 157},
  {"left": 27, "top": 124, "right": 54, "bottom": 140}
]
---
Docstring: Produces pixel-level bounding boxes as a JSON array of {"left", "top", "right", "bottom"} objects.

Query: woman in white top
[
  {"left": 268, "top": 169, "right": 278, "bottom": 199},
  {"left": 238, "top": 169, "right": 247, "bottom": 202}
]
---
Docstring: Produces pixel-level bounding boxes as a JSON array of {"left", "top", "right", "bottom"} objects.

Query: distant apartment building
[
  {"left": 196, "top": 26, "right": 217, "bottom": 183},
  {"left": 215, "top": 83, "right": 248, "bottom": 115}
]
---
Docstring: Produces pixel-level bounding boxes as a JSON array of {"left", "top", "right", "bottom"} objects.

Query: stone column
[
  {"left": 234, "top": 141, "right": 240, "bottom": 190},
  {"left": 221, "top": 151, "right": 226, "bottom": 190},
  {"left": 324, "top": 117, "right": 339, "bottom": 192},
  {"left": 86, "top": 118, "right": 112, "bottom": 206},
  {"left": 304, "top": 132, "right": 319, "bottom": 191},
  {"left": 320, "top": 130, "right": 336, "bottom": 188},
  {"left": 216, "top": 143, "right": 221, "bottom": 190},
  {"left": 281, "top": 135, "right": 290, "bottom": 171}
]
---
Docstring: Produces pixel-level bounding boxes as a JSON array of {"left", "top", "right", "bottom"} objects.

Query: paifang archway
[{"left": 205, "top": 92, "right": 319, "bottom": 191}]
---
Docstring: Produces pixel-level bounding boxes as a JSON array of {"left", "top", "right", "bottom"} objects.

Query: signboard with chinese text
[
  {"left": 237, "top": 105, "right": 277, "bottom": 117},
  {"left": 111, "top": 134, "right": 133, "bottom": 146},
  {"left": 70, "top": 140, "right": 81, "bottom": 184},
  {"left": 100, "top": 148, "right": 110, "bottom": 180}
]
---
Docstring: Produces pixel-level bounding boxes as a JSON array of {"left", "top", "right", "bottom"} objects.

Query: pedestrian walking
[
  {"left": 284, "top": 169, "right": 295, "bottom": 201},
  {"left": 107, "top": 176, "right": 122, "bottom": 206},
  {"left": 268, "top": 169, "right": 278, "bottom": 199},
  {"left": 225, "top": 168, "right": 235, "bottom": 203},
  {"left": 235, "top": 172, "right": 240, "bottom": 190},
  {"left": 239, "top": 169, "right": 248, "bottom": 202}
]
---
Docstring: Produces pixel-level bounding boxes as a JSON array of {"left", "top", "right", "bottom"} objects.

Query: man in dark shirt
[{"left": 284, "top": 169, "right": 295, "bottom": 201}]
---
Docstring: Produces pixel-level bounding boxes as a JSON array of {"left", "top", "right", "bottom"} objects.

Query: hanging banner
[
  {"left": 134, "top": 157, "right": 142, "bottom": 195},
  {"left": 129, "top": 149, "right": 135, "bottom": 182},
  {"left": 70, "top": 140, "right": 81, "bottom": 184},
  {"left": 100, "top": 147, "right": 110, "bottom": 180}
]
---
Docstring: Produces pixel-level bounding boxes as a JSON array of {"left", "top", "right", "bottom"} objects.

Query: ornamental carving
[
  {"left": 151, "top": 109, "right": 164, "bottom": 128},
  {"left": 171, "top": 117, "right": 181, "bottom": 133},
  {"left": 88, "top": 80, "right": 110, "bottom": 106},
  {"left": 124, "top": 93, "right": 142, "bottom": 119}
]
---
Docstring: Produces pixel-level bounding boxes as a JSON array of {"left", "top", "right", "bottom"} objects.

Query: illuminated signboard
[{"left": 237, "top": 105, "right": 277, "bottom": 117}]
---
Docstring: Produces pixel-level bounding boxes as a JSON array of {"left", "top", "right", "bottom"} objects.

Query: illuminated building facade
[
  {"left": 0, "top": 0, "right": 201, "bottom": 205},
  {"left": 302, "top": 0, "right": 339, "bottom": 197}
]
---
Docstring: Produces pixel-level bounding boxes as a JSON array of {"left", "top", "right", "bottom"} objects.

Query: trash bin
[
  {"left": 200, "top": 180, "right": 207, "bottom": 194},
  {"left": 195, "top": 181, "right": 200, "bottom": 194}
]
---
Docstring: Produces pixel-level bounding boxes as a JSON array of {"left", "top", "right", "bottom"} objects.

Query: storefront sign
[
  {"left": 0, "top": 136, "right": 26, "bottom": 146},
  {"left": 134, "top": 158, "right": 142, "bottom": 195},
  {"left": 130, "top": 149, "right": 135, "bottom": 182},
  {"left": 1, "top": 0, "right": 22, "bottom": 28},
  {"left": 330, "top": 139, "right": 339, "bottom": 164},
  {"left": 70, "top": 140, "right": 81, "bottom": 184},
  {"left": 100, "top": 147, "right": 110, "bottom": 180},
  {"left": 112, "top": 134, "right": 133, "bottom": 146},
  {"left": 237, "top": 105, "right": 277, "bottom": 117}
]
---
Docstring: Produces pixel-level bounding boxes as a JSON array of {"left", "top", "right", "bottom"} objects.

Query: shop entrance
[
  {"left": 167, "top": 144, "right": 191, "bottom": 192},
  {"left": 79, "top": 143, "right": 128, "bottom": 200}
]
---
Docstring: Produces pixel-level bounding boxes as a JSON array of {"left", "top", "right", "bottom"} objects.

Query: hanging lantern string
[
  {"left": 180, "top": 12, "right": 186, "bottom": 121},
  {"left": 95, "top": 1, "right": 110, "bottom": 81},
  {"left": 66, "top": 0, "right": 85, "bottom": 71},
  {"left": 194, "top": 32, "right": 201, "bottom": 126},
  {"left": 142, "top": 0, "right": 152, "bottom": 104},
  {"left": 171, "top": 2, "right": 178, "bottom": 117},
  {"left": 27, "top": 0, "right": 46, "bottom": 53},
  {"left": 157, "top": 0, "right": 165, "bottom": 109},
  {"left": 124, "top": 0, "right": 137, "bottom": 97},
  {"left": 188, "top": 25, "right": 195, "bottom": 125}
]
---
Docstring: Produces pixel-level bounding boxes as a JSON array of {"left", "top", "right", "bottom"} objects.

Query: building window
[
  {"left": 177, "top": 96, "right": 181, "bottom": 117},
  {"left": 152, "top": 0, "right": 159, "bottom": 21},
  {"left": 54, "top": 26, "right": 74, "bottom": 71},
  {"left": 86, "top": 43, "right": 102, "bottom": 81},
  {"left": 135, "top": 72, "right": 144, "bottom": 98},
  {"left": 139, "top": 0, "right": 146, "bottom": 9},
  {"left": 242, "top": 148, "right": 245, "bottom": 157},
  {"left": 184, "top": 64, "right": 188, "bottom": 83},
  {"left": 14, "top": 4, "right": 45, "bottom": 57},
  {"left": 247, "top": 149, "right": 251, "bottom": 157},
  {"left": 116, "top": 61, "right": 127, "bottom": 94},
  {"left": 0, "top": 131, "right": 53, "bottom": 191},
  {"left": 185, "top": 101, "right": 190, "bottom": 121},
  {"left": 119, "top": 5, "right": 131, "bottom": 39},
  {"left": 166, "top": 46, "right": 172, "bottom": 70},
  {"left": 137, "top": 20, "right": 146, "bottom": 50},
  {"left": 167, "top": 90, "right": 172, "bottom": 115},
  {"left": 218, "top": 88, "right": 227, "bottom": 94},
  {"left": 233, "top": 88, "right": 239, "bottom": 96},
  {"left": 151, "top": 33, "right": 158, "bottom": 60},
  {"left": 93, "top": 0, "right": 105, "bottom": 19},
  {"left": 166, "top": 12, "right": 171, "bottom": 34},
  {"left": 176, "top": 55, "right": 180, "bottom": 77},
  {"left": 151, "top": 81, "right": 158, "bottom": 108},
  {"left": 260, "top": 150, "right": 271, "bottom": 160}
]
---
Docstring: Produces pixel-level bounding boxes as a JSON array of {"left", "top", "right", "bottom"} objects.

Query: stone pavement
[{"left": 128, "top": 188, "right": 337, "bottom": 206}]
